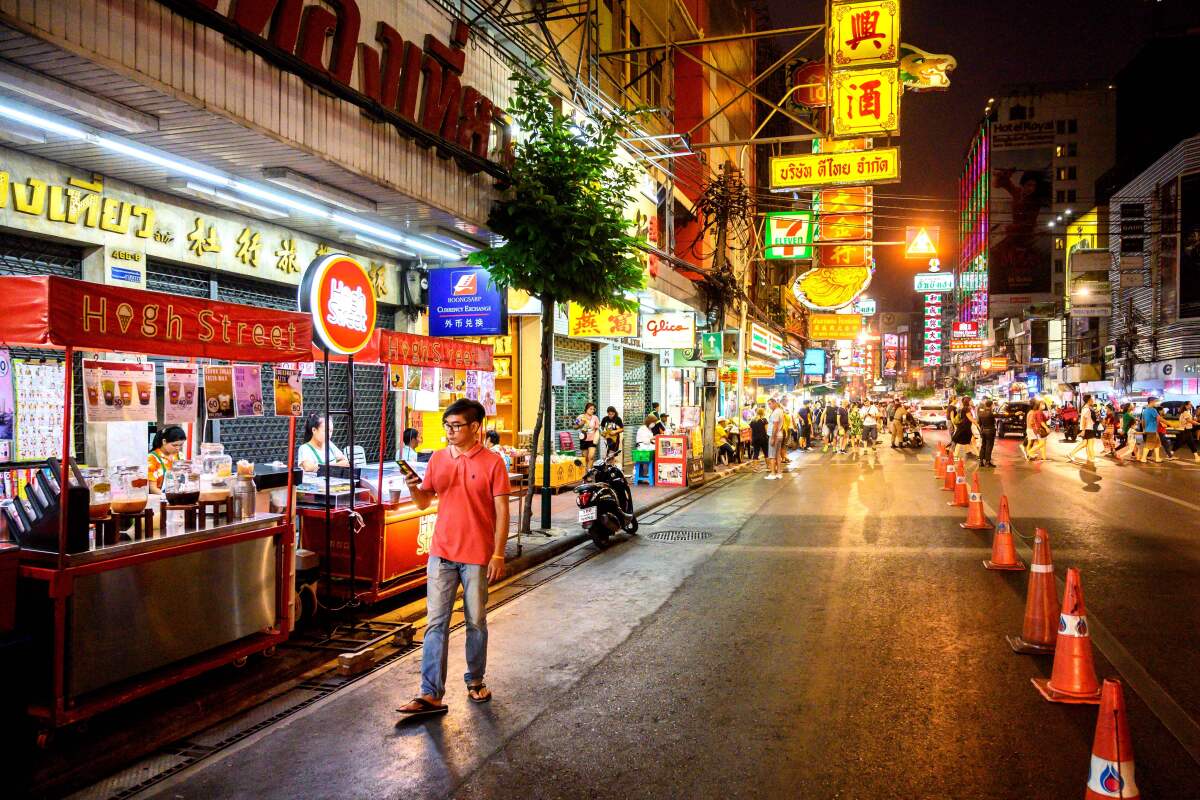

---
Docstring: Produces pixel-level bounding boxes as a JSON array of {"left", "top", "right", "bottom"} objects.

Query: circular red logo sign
[{"left": 304, "top": 254, "right": 377, "bottom": 355}]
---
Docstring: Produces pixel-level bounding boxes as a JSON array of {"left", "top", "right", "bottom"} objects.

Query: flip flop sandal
[
  {"left": 467, "top": 684, "right": 492, "bottom": 704},
  {"left": 395, "top": 696, "right": 449, "bottom": 722}
]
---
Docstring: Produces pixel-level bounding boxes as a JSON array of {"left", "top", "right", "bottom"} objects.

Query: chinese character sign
[
  {"left": 923, "top": 292, "right": 942, "bottom": 366},
  {"left": 808, "top": 314, "right": 863, "bottom": 340},
  {"left": 831, "top": 67, "right": 901, "bottom": 138},
  {"left": 427, "top": 267, "right": 507, "bottom": 337},
  {"left": 568, "top": 304, "right": 637, "bottom": 337},
  {"left": 830, "top": 0, "right": 901, "bottom": 69}
]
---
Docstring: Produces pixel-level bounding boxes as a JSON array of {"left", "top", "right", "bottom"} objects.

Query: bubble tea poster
[
  {"left": 83, "top": 360, "right": 157, "bottom": 423},
  {"left": 163, "top": 364, "right": 200, "bottom": 425},
  {"left": 203, "top": 365, "right": 236, "bottom": 420}
]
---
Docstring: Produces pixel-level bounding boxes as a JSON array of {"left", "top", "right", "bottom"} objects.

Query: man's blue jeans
[{"left": 420, "top": 555, "right": 489, "bottom": 699}]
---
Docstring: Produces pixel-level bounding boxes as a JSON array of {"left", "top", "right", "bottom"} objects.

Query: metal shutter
[
  {"left": 551, "top": 335, "right": 598, "bottom": 446},
  {"left": 622, "top": 350, "right": 649, "bottom": 454}
]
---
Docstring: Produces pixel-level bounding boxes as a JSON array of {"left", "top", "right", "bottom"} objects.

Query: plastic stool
[{"left": 632, "top": 459, "right": 654, "bottom": 486}]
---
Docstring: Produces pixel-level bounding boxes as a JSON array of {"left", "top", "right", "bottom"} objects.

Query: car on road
[
  {"left": 1158, "top": 399, "right": 1198, "bottom": 445},
  {"left": 995, "top": 401, "right": 1031, "bottom": 438},
  {"left": 915, "top": 401, "right": 948, "bottom": 429}
]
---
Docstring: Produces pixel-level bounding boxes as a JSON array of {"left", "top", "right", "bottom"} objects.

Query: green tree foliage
[{"left": 468, "top": 73, "right": 644, "bottom": 310}]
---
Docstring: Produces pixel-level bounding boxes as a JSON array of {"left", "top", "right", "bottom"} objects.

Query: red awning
[
  {"left": 310, "top": 329, "right": 493, "bottom": 371},
  {"left": 3, "top": 275, "right": 313, "bottom": 362}
]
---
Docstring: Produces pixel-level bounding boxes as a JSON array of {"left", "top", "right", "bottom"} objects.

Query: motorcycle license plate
[{"left": 578, "top": 506, "right": 598, "bottom": 523}]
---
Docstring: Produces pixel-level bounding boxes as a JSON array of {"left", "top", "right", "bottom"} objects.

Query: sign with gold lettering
[
  {"left": 0, "top": 275, "right": 312, "bottom": 362},
  {"left": 0, "top": 148, "right": 398, "bottom": 297},
  {"left": 770, "top": 147, "right": 900, "bottom": 189},
  {"left": 808, "top": 313, "right": 864, "bottom": 340},
  {"left": 568, "top": 304, "right": 637, "bottom": 338},
  {"left": 830, "top": 1, "right": 901, "bottom": 69},
  {"left": 377, "top": 330, "right": 493, "bottom": 372},
  {"left": 831, "top": 67, "right": 901, "bottom": 138}
]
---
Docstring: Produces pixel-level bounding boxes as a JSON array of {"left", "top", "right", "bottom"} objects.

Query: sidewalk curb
[{"left": 505, "top": 462, "right": 753, "bottom": 576}]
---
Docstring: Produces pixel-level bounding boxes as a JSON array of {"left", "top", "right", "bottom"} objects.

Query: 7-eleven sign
[{"left": 764, "top": 211, "right": 815, "bottom": 260}]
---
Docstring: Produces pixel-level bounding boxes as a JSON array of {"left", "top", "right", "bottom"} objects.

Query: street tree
[{"left": 469, "top": 73, "right": 644, "bottom": 532}]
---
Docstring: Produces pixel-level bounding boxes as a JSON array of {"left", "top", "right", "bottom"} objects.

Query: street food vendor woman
[
  {"left": 298, "top": 412, "right": 350, "bottom": 472},
  {"left": 147, "top": 425, "right": 187, "bottom": 495}
]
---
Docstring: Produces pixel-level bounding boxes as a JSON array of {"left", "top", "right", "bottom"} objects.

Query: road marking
[
  {"left": 1030, "top": 460, "right": 1200, "bottom": 511},
  {"left": 978, "top": 497, "right": 1200, "bottom": 767}
]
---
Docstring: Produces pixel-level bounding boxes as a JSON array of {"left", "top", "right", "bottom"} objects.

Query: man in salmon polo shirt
[{"left": 397, "top": 398, "right": 511, "bottom": 720}]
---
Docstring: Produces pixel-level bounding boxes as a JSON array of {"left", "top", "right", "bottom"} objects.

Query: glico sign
[
  {"left": 159, "top": 2, "right": 507, "bottom": 175},
  {"left": 300, "top": 254, "right": 378, "bottom": 355}
]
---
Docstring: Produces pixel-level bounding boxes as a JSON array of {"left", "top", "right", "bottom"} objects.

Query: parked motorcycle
[{"left": 574, "top": 452, "right": 638, "bottom": 548}]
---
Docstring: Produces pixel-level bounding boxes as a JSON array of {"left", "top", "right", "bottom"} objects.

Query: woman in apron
[{"left": 298, "top": 412, "right": 350, "bottom": 472}]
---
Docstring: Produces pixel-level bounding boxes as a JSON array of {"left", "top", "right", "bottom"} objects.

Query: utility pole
[{"left": 702, "top": 161, "right": 735, "bottom": 473}]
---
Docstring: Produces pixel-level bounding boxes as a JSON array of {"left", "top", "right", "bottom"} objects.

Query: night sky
[{"left": 764, "top": 0, "right": 1155, "bottom": 312}]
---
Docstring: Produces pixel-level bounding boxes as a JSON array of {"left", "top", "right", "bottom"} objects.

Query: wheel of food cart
[{"left": 0, "top": 276, "right": 308, "bottom": 733}]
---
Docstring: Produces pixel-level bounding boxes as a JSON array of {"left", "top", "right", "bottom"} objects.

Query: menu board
[
  {"left": 273, "top": 367, "right": 304, "bottom": 416},
  {"left": 13, "top": 358, "right": 65, "bottom": 461},
  {"left": 654, "top": 434, "right": 688, "bottom": 487},
  {"left": 0, "top": 350, "right": 13, "bottom": 446},
  {"left": 203, "top": 365, "right": 236, "bottom": 419},
  {"left": 233, "top": 365, "right": 264, "bottom": 417},
  {"left": 163, "top": 363, "right": 200, "bottom": 425},
  {"left": 82, "top": 360, "right": 157, "bottom": 423}
]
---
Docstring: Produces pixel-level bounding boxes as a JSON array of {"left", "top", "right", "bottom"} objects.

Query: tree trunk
[{"left": 519, "top": 298, "right": 555, "bottom": 533}]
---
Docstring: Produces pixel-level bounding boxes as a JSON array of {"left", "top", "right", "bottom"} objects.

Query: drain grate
[{"left": 646, "top": 529, "right": 712, "bottom": 542}]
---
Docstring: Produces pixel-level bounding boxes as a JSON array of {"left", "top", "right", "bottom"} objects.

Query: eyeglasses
[{"left": 443, "top": 422, "right": 472, "bottom": 432}]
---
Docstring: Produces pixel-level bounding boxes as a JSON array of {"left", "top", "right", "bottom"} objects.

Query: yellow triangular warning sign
[{"left": 905, "top": 227, "right": 938, "bottom": 258}]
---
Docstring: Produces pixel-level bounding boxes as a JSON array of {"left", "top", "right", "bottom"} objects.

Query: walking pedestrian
[
  {"left": 599, "top": 406, "right": 624, "bottom": 461},
  {"left": 766, "top": 397, "right": 785, "bottom": 478},
  {"left": 1177, "top": 401, "right": 1199, "bottom": 461},
  {"left": 1060, "top": 401, "right": 1080, "bottom": 442},
  {"left": 797, "top": 401, "right": 812, "bottom": 450},
  {"left": 951, "top": 396, "right": 976, "bottom": 461},
  {"left": 577, "top": 402, "right": 600, "bottom": 461},
  {"left": 1021, "top": 399, "right": 1050, "bottom": 461},
  {"left": 848, "top": 402, "right": 864, "bottom": 456},
  {"left": 1068, "top": 394, "right": 1101, "bottom": 466},
  {"left": 978, "top": 398, "right": 997, "bottom": 467},
  {"left": 1139, "top": 398, "right": 1165, "bottom": 463},
  {"left": 821, "top": 400, "right": 839, "bottom": 453},
  {"left": 862, "top": 400, "right": 879, "bottom": 451},
  {"left": 1114, "top": 402, "right": 1138, "bottom": 462},
  {"left": 1101, "top": 402, "right": 1123, "bottom": 463},
  {"left": 889, "top": 400, "right": 905, "bottom": 448},
  {"left": 749, "top": 408, "right": 769, "bottom": 467},
  {"left": 836, "top": 400, "right": 850, "bottom": 454},
  {"left": 397, "top": 399, "right": 511, "bottom": 720}
]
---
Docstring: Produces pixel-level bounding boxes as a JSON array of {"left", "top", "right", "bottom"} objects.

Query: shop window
[
  {"left": 1067, "top": 142, "right": 1078, "bottom": 157},
  {"left": 1067, "top": 119, "right": 1078, "bottom": 133},
  {"left": 1054, "top": 237, "right": 1065, "bottom": 251},
  {"left": 1056, "top": 189, "right": 1066, "bottom": 203},
  {"left": 1056, "top": 120, "right": 1065, "bottom": 135},
  {"left": 1067, "top": 189, "right": 1077, "bottom": 202}
]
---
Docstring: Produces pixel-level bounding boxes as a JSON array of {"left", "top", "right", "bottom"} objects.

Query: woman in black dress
[
  {"left": 951, "top": 397, "right": 977, "bottom": 460},
  {"left": 749, "top": 407, "right": 770, "bottom": 466}
]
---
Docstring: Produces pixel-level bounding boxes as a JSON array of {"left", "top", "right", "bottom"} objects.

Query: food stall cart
[
  {"left": 0, "top": 275, "right": 309, "bottom": 740},
  {"left": 297, "top": 328, "right": 494, "bottom": 605}
]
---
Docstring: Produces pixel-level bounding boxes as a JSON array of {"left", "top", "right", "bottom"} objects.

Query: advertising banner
[
  {"left": 640, "top": 312, "right": 696, "bottom": 350},
  {"left": 203, "top": 365, "right": 236, "bottom": 419},
  {"left": 377, "top": 330, "right": 493, "bottom": 371},
  {"left": 0, "top": 349, "right": 12, "bottom": 441},
  {"left": 13, "top": 359, "right": 64, "bottom": 461},
  {"left": 914, "top": 272, "right": 954, "bottom": 292},
  {"left": 803, "top": 348, "right": 827, "bottom": 376},
  {"left": 769, "top": 148, "right": 900, "bottom": 190},
  {"left": 163, "top": 363, "right": 199, "bottom": 425},
  {"left": 951, "top": 321, "right": 979, "bottom": 339},
  {"left": 428, "top": 267, "right": 507, "bottom": 336},
  {"left": 233, "top": 364, "right": 264, "bottom": 417},
  {"left": 273, "top": 367, "right": 304, "bottom": 417},
  {"left": 882, "top": 334, "right": 899, "bottom": 376},
  {"left": 989, "top": 146, "right": 1054, "bottom": 315},
  {"left": 83, "top": 360, "right": 157, "bottom": 424}
]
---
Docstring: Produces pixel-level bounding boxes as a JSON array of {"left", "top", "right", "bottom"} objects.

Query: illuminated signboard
[
  {"left": 923, "top": 291, "right": 942, "bottom": 366},
  {"left": 914, "top": 272, "right": 954, "bottom": 293},
  {"left": 831, "top": 67, "right": 901, "bottom": 139},
  {"left": 829, "top": 0, "right": 901, "bottom": 69},
  {"left": 749, "top": 323, "right": 773, "bottom": 357},
  {"left": 763, "top": 211, "right": 815, "bottom": 259},
  {"left": 951, "top": 321, "right": 979, "bottom": 339},
  {"left": 809, "top": 313, "right": 863, "bottom": 340},
  {"left": 770, "top": 148, "right": 900, "bottom": 190}
]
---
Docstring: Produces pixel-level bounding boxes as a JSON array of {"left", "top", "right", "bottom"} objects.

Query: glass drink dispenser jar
[
  {"left": 164, "top": 460, "right": 201, "bottom": 506},
  {"left": 83, "top": 467, "right": 110, "bottom": 520},
  {"left": 198, "top": 442, "right": 232, "bottom": 502},
  {"left": 109, "top": 466, "right": 149, "bottom": 515}
]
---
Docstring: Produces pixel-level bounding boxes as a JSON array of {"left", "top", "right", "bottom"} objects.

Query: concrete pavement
[{"left": 108, "top": 436, "right": 1200, "bottom": 799}]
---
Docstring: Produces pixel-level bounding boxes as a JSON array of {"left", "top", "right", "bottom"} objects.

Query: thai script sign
[{"left": 770, "top": 148, "right": 900, "bottom": 189}]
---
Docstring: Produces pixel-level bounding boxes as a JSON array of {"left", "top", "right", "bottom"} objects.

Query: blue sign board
[
  {"left": 428, "top": 267, "right": 507, "bottom": 337},
  {"left": 803, "top": 348, "right": 826, "bottom": 376}
]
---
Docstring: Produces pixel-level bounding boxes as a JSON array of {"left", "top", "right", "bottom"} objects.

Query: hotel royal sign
[{"left": 769, "top": 147, "right": 900, "bottom": 190}]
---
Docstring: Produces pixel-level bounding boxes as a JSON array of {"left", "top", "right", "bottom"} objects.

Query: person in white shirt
[
  {"left": 398, "top": 427, "right": 421, "bottom": 464},
  {"left": 298, "top": 412, "right": 349, "bottom": 472},
  {"left": 862, "top": 402, "right": 880, "bottom": 449},
  {"left": 766, "top": 397, "right": 785, "bottom": 479},
  {"left": 636, "top": 414, "right": 657, "bottom": 450}
]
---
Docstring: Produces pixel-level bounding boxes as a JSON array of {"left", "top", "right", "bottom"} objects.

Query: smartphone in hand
[{"left": 397, "top": 460, "right": 420, "bottom": 481}]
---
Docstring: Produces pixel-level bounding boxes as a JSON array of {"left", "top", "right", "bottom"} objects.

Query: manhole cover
[{"left": 646, "top": 529, "right": 712, "bottom": 542}]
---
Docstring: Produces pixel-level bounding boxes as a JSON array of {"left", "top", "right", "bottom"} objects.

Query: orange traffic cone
[
  {"left": 933, "top": 445, "right": 945, "bottom": 479},
  {"left": 960, "top": 473, "right": 992, "bottom": 529},
  {"left": 1007, "top": 527, "right": 1058, "bottom": 654},
  {"left": 941, "top": 454, "right": 957, "bottom": 491},
  {"left": 983, "top": 495, "right": 1025, "bottom": 570},
  {"left": 1085, "top": 679, "right": 1139, "bottom": 799},
  {"left": 948, "top": 459, "right": 969, "bottom": 507},
  {"left": 1032, "top": 567, "right": 1102, "bottom": 704}
]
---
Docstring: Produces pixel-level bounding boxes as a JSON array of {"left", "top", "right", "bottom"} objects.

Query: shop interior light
[
  {"left": 261, "top": 167, "right": 376, "bottom": 213},
  {"left": 96, "top": 135, "right": 233, "bottom": 187},
  {"left": 0, "top": 96, "right": 89, "bottom": 140},
  {"left": 166, "top": 178, "right": 289, "bottom": 220},
  {"left": 0, "top": 59, "right": 159, "bottom": 133},
  {"left": 345, "top": 233, "right": 417, "bottom": 258},
  {"left": 229, "top": 180, "right": 333, "bottom": 219}
]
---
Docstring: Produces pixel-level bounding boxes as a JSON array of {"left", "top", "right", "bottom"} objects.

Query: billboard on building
[{"left": 988, "top": 140, "right": 1054, "bottom": 316}]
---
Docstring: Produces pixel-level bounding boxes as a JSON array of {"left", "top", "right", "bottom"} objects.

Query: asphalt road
[{"left": 136, "top": 438, "right": 1200, "bottom": 800}]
